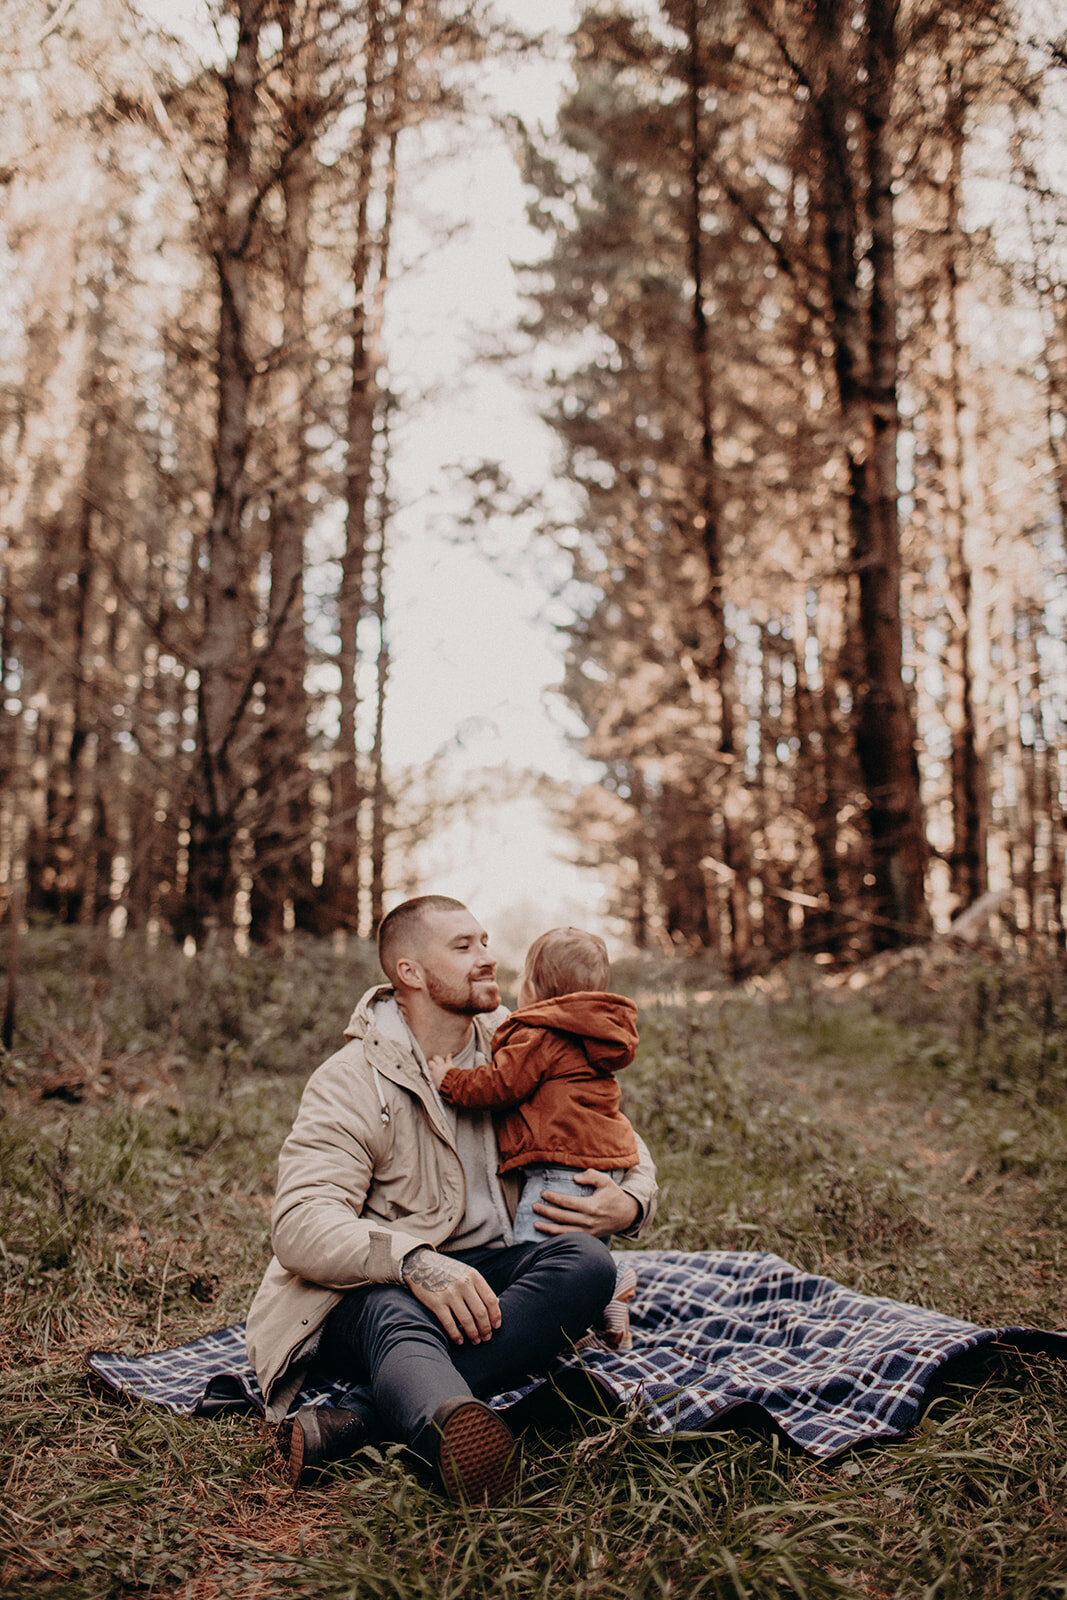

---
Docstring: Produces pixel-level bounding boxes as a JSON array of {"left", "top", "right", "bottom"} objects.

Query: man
[{"left": 245, "top": 895, "right": 658, "bottom": 1503}]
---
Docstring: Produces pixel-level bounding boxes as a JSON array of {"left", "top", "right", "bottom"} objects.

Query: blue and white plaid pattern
[
  {"left": 86, "top": 1249, "right": 1065, "bottom": 1459},
  {"left": 88, "top": 1325, "right": 262, "bottom": 1416}
]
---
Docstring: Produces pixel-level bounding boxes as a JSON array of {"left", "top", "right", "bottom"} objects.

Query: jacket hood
[
  {"left": 343, "top": 985, "right": 396, "bottom": 1041},
  {"left": 493, "top": 991, "right": 638, "bottom": 1073}
]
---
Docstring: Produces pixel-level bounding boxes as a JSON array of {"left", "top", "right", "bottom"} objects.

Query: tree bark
[
  {"left": 368, "top": 430, "right": 390, "bottom": 932},
  {"left": 684, "top": 0, "right": 752, "bottom": 977},
  {"left": 322, "top": 0, "right": 388, "bottom": 933},
  {"left": 187, "top": 0, "right": 265, "bottom": 944},
  {"left": 791, "top": 591, "right": 850, "bottom": 957},
  {"left": 940, "top": 75, "right": 987, "bottom": 912},
  {"left": 251, "top": 0, "right": 318, "bottom": 941},
  {"left": 323, "top": 0, "right": 411, "bottom": 934},
  {"left": 811, "top": 0, "right": 929, "bottom": 945}
]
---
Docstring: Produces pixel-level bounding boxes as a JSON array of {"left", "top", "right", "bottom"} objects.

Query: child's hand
[{"left": 427, "top": 1053, "right": 453, "bottom": 1089}]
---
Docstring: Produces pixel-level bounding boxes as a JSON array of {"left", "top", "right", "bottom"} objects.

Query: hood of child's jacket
[{"left": 493, "top": 991, "right": 638, "bottom": 1073}]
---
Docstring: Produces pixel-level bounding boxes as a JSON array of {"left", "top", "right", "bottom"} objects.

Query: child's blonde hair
[{"left": 523, "top": 926, "right": 610, "bottom": 1000}]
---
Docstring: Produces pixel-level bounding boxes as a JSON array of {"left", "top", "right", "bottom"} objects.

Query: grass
[{"left": 1, "top": 928, "right": 1065, "bottom": 1598}]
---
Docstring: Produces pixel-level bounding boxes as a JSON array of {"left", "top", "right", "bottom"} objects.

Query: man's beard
[{"left": 424, "top": 967, "right": 500, "bottom": 1016}]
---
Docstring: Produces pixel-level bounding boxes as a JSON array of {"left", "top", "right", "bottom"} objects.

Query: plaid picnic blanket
[{"left": 86, "top": 1249, "right": 1066, "bottom": 1459}]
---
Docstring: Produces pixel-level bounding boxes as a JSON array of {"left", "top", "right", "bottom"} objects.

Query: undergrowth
[{"left": 1, "top": 930, "right": 1064, "bottom": 1599}]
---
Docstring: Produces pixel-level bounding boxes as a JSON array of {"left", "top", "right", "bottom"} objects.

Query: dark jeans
[{"left": 315, "top": 1233, "right": 616, "bottom": 1447}]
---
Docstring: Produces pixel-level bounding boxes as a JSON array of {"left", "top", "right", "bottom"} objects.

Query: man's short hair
[
  {"left": 377, "top": 895, "right": 468, "bottom": 983},
  {"left": 524, "top": 926, "right": 610, "bottom": 1001}
]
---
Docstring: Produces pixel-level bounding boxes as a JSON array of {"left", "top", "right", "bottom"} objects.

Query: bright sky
[
  {"left": 131, "top": 0, "right": 610, "bottom": 961},
  {"left": 378, "top": 0, "right": 618, "bottom": 960}
]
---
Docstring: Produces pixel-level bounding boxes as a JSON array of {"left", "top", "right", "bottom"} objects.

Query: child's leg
[
  {"left": 600, "top": 1258, "right": 637, "bottom": 1351},
  {"left": 510, "top": 1164, "right": 596, "bottom": 1245},
  {"left": 511, "top": 1165, "right": 641, "bottom": 1351}
]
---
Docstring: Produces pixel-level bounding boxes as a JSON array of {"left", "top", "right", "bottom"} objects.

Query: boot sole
[
  {"left": 289, "top": 1416, "right": 309, "bottom": 1486},
  {"left": 275, "top": 1411, "right": 317, "bottom": 1488},
  {"left": 437, "top": 1401, "right": 518, "bottom": 1504}
]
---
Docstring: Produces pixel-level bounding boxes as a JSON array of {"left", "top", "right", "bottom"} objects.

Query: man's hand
[
  {"left": 427, "top": 1053, "right": 453, "bottom": 1090},
  {"left": 402, "top": 1246, "right": 501, "bottom": 1345},
  {"left": 532, "top": 1169, "right": 640, "bottom": 1237}
]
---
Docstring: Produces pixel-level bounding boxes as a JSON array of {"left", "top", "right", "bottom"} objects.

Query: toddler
[{"left": 429, "top": 925, "right": 640, "bottom": 1349}]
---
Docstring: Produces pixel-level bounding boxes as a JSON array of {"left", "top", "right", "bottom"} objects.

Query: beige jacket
[{"left": 245, "top": 985, "right": 658, "bottom": 1419}]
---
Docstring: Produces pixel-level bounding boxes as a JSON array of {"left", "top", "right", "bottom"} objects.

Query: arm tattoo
[{"left": 403, "top": 1246, "right": 461, "bottom": 1292}]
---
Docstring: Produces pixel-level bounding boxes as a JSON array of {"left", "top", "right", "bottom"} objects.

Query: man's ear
[{"left": 394, "top": 955, "right": 423, "bottom": 990}]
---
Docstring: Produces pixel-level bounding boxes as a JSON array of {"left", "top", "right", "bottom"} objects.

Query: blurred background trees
[
  {"left": 521, "top": 0, "right": 1066, "bottom": 969},
  {"left": 1, "top": 0, "right": 1064, "bottom": 969},
  {"left": 1, "top": 0, "right": 483, "bottom": 948}
]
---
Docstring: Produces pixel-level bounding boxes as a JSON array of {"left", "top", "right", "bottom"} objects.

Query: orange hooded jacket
[{"left": 437, "top": 990, "right": 640, "bottom": 1175}]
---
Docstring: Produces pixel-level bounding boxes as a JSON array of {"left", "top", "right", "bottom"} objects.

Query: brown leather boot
[{"left": 276, "top": 1404, "right": 370, "bottom": 1488}]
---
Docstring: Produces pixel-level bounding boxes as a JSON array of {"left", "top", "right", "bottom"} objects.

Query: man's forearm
[
  {"left": 402, "top": 1245, "right": 457, "bottom": 1292},
  {"left": 272, "top": 1192, "right": 429, "bottom": 1289},
  {"left": 402, "top": 1245, "right": 501, "bottom": 1345}
]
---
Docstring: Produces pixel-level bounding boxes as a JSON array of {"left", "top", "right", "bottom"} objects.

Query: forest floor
[{"left": 1, "top": 929, "right": 1065, "bottom": 1599}]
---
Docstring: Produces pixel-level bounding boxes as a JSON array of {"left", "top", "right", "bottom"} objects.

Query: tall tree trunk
[
  {"left": 1042, "top": 705, "right": 1066, "bottom": 951},
  {"left": 811, "top": 0, "right": 928, "bottom": 945},
  {"left": 251, "top": 0, "right": 318, "bottom": 941},
  {"left": 187, "top": 0, "right": 264, "bottom": 944},
  {"left": 940, "top": 75, "right": 987, "bottom": 912},
  {"left": 324, "top": 0, "right": 410, "bottom": 933},
  {"left": 684, "top": 0, "right": 752, "bottom": 977},
  {"left": 628, "top": 766, "right": 653, "bottom": 952},
  {"left": 48, "top": 281, "right": 117, "bottom": 925},
  {"left": 323, "top": 0, "right": 387, "bottom": 932},
  {"left": 58, "top": 475, "right": 98, "bottom": 923},
  {"left": 756, "top": 625, "right": 791, "bottom": 961},
  {"left": 0, "top": 537, "right": 14, "bottom": 918},
  {"left": 368, "top": 102, "right": 405, "bottom": 934},
  {"left": 791, "top": 591, "right": 849, "bottom": 957},
  {"left": 1016, "top": 609, "right": 1039, "bottom": 938},
  {"left": 368, "top": 429, "right": 391, "bottom": 932},
  {"left": 1015, "top": 141, "right": 1067, "bottom": 571},
  {"left": 660, "top": 781, "right": 713, "bottom": 949}
]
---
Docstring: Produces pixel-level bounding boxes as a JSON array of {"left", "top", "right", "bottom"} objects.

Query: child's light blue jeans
[{"left": 511, "top": 1163, "right": 626, "bottom": 1245}]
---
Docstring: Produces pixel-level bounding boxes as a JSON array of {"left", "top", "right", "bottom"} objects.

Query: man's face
[{"left": 415, "top": 909, "right": 500, "bottom": 1017}]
